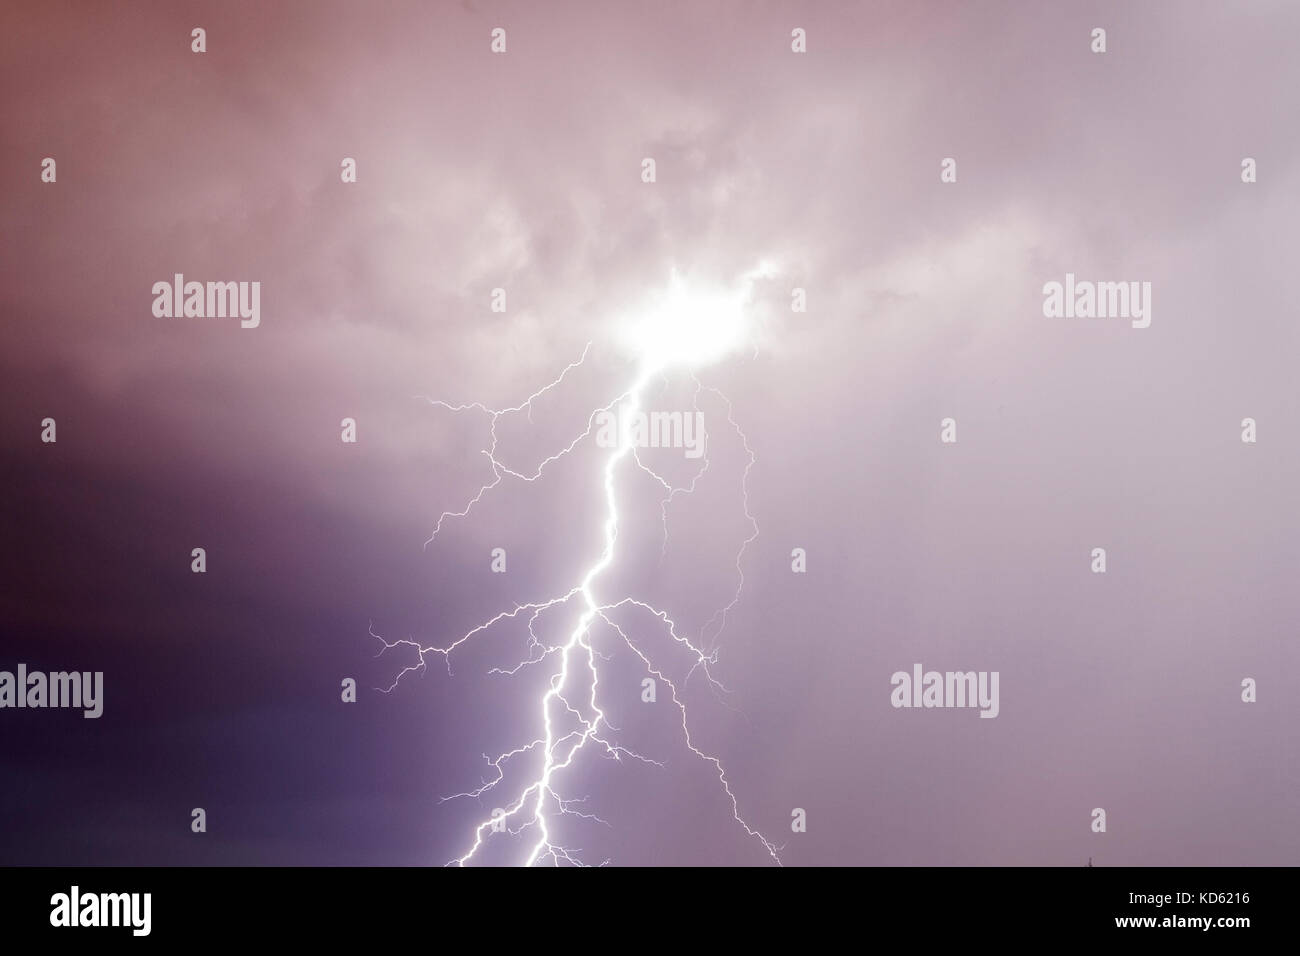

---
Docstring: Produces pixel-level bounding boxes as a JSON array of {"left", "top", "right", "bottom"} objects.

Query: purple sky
[{"left": 1, "top": 0, "right": 1297, "bottom": 865}]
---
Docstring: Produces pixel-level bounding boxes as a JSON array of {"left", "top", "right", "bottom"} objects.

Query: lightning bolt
[{"left": 371, "top": 342, "right": 780, "bottom": 867}]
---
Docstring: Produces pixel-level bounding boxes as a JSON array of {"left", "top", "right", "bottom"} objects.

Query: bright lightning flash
[
  {"left": 620, "top": 271, "right": 747, "bottom": 370},
  {"left": 372, "top": 269, "right": 780, "bottom": 866}
]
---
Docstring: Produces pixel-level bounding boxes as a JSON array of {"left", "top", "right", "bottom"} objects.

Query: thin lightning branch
[
  {"left": 656, "top": 376, "right": 710, "bottom": 560},
  {"left": 374, "top": 343, "right": 779, "bottom": 866},
  {"left": 695, "top": 382, "right": 758, "bottom": 655}
]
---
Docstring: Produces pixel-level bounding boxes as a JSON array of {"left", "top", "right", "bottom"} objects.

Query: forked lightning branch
[{"left": 371, "top": 269, "right": 781, "bottom": 866}]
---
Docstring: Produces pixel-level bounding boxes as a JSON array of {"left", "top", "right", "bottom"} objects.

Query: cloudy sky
[{"left": 1, "top": 0, "right": 1297, "bottom": 865}]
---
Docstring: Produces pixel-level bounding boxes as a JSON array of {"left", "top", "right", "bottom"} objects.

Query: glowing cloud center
[{"left": 620, "top": 272, "right": 750, "bottom": 372}]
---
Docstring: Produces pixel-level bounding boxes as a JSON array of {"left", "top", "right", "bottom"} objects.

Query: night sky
[{"left": 1, "top": 0, "right": 1297, "bottom": 866}]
